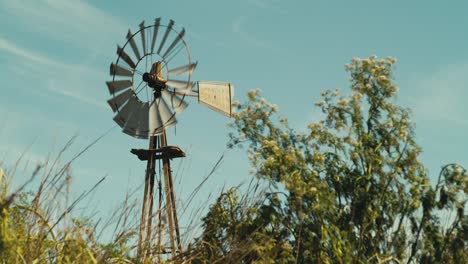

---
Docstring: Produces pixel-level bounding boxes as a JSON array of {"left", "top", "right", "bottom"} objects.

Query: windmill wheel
[{"left": 106, "top": 18, "right": 197, "bottom": 139}]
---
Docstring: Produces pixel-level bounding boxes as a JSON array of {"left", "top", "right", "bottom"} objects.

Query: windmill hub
[{"left": 142, "top": 61, "right": 166, "bottom": 97}]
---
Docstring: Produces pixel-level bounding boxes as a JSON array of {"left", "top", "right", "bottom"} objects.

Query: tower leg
[
  {"left": 145, "top": 136, "right": 157, "bottom": 253},
  {"left": 137, "top": 136, "right": 157, "bottom": 259},
  {"left": 167, "top": 153, "right": 182, "bottom": 250},
  {"left": 160, "top": 129, "right": 183, "bottom": 257},
  {"left": 156, "top": 166, "right": 163, "bottom": 262},
  {"left": 161, "top": 129, "right": 177, "bottom": 257}
]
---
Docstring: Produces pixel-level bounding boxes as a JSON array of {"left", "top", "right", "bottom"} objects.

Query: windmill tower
[{"left": 105, "top": 18, "right": 234, "bottom": 260}]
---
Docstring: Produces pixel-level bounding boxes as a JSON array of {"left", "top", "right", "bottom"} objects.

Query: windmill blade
[
  {"left": 122, "top": 102, "right": 146, "bottom": 138},
  {"left": 107, "top": 89, "right": 134, "bottom": 112},
  {"left": 139, "top": 21, "right": 147, "bottom": 55},
  {"left": 157, "top": 19, "right": 174, "bottom": 55},
  {"left": 166, "top": 79, "right": 194, "bottom": 90},
  {"left": 113, "top": 96, "right": 141, "bottom": 127},
  {"left": 124, "top": 102, "right": 149, "bottom": 139},
  {"left": 110, "top": 63, "right": 133, "bottom": 77},
  {"left": 135, "top": 103, "right": 149, "bottom": 138},
  {"left": 149, "top": 100, "right": 163, "bottom": 135},
  {"left": 161, "top": 89, "right": 188, "bottom": 114},
  {"left": 126, "top": 29, "right": 142, "bottom": 60},
  {"left": 106, "top": 80, "right": 132, "bottom": 94},
  {"left": 167, "top": 62, "right": 197, "bottom": 76},
  {"left": 162, "top": 28, "right": 185, "bottom": 58},
  {"left": 150, "top": 18, "right": 161, "bottom": 54},
  {"left": 117, "top": 45, "right": 137, "bottom": 69},
  {"left": 158, "top": 97, "right": 177, "bottom": 127}
]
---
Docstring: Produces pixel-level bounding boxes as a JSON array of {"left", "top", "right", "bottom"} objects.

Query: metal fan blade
[
  {"left": 113, "top": 96, "right": 141, "bottom": 127},
  {"left": 124, "top": 102, "right": 149, "bottom": 139},
  {"left": 166, "top": 79, "right": 194, "bottom": 90},
  {"left": 107, "top": 89, "right": 134, "bottom": 112},
  {"left": 161, "top": 89, "right": 188, "bottom": 114},
  {"left": 136, "top": 103, "right": 149, "bottom": 138},
  {"left": 110, "top": 63, "right": 133, "bottom": 77},
  {"left": 106, "top": 80, "right": 132, "bottom": 94},
  {"left": 162, "top": 28, "right": 185, "bottom": 58},
  {"left": 149, "top": 100, "right": 163, "bottom": 135},
  {"left": 150, "top": 18, "right": 161, "bottom": 54},
  {"left": 117, "top": 45, "right": 137, "bottom": 69},
  {"left": 158, "top": 97, "right": 177, "bottom": 127},
  {"left": 122, "top": 102, "right": 145, "bottom": 138},
  {"left": 167, "top": 62, "right": 197, "bottom": 76},
  {"left": 126, "top": 29, "right": 141, "bottom": 60},
  {"left": 139, "top": 21, "right": 146, "bottom": 55},
  {"left": 157, "top": 19, "right": 174, "bottom": 55}
]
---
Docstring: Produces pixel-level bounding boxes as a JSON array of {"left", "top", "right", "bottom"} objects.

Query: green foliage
[
  {"left": 190, "top": 56, "right": 468, "bottom": 263},
  {"left": 188, "top": 187, "right": 295, "bottom": 263}
]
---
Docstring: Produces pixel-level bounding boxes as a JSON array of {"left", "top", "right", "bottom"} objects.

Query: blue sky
[{"left": 1, "top": 0, "right": 467, "bottom": 238}]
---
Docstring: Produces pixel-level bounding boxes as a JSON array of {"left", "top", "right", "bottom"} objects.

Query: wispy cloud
[
  {"left": 247, "top": 0, "right": 287, "bottom": 13},
  {"left": 0, "top": 37, "right": 60, "bottom": 66},
  {"left": 0, "top": 101, "right": 80, "bottom": 135},
  {"left": 0, "top": 104, "right": 80, "bottom": 168},
  {"left": 0, "top": 1, "right": 129, "bottom": 109},
  {"left": 187, "top": 29, "right": 233, "bottom": 50},
  {"left": 409, "top": 63, "right": 468, "bottom": 126},
  {"left": 231, "top": 16, "right": 281, "bottom": 52},
  {"left": 0, "top": 0, "right": 125, "bottom": 50},
  {"left": 47, "top": 79, "right": 106, "bottom": 109},
  {"left": 0, "top": 36, "right": 107, "bottom": 109}
]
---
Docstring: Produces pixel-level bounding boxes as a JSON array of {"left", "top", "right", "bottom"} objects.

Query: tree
[{"left": 189, "top": 56, "right": 468, "bottom": 263}]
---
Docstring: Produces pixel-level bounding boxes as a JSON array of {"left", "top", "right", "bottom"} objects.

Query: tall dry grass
[
  {"left": 0, "top": 135, "right": 141, "bottom": 263},
  {"left": 0, "top": 134, "right": 224, "bottom": 264}
]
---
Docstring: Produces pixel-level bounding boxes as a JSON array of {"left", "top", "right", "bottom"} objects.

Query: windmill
[{"left": 105, "top": 18, "right": 234, "bottom": 260}]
